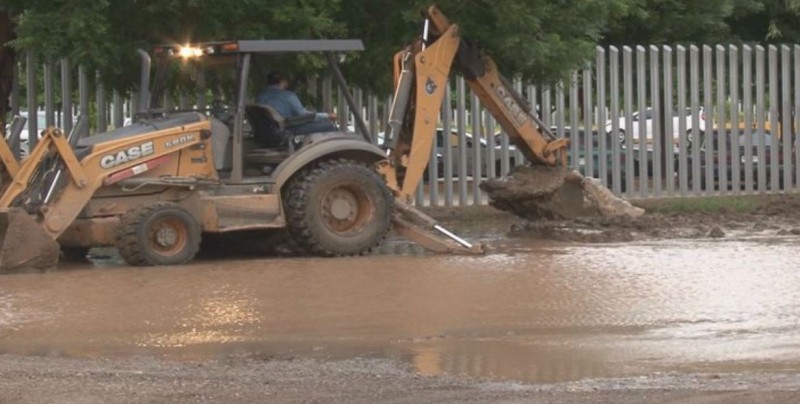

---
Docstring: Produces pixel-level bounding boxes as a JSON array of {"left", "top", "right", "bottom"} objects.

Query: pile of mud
[
  {"left": 507, "top": 196, "right": 800, "bottom": 243},
  {"left": 479, "top": 165, "right": 643, "bottom": 220},
  {"left": 480, "top": 165, "right": 800, "bottom": 244}
]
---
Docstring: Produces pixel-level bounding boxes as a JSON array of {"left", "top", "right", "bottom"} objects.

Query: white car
[{"left": 606, "top": 107, "right": 707, "bottom": 147}]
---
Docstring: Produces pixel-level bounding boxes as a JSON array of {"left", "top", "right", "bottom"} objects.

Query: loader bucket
[
  {"left": 479, "top": 166, "right": 644, "bottom": 220},
  {"left": 0, "top": 208, "right": 60, "bottom": 273}
]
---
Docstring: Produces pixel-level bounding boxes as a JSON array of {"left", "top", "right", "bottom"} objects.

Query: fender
[{"left": 272, "top": 134, "right": 387, "bottom": 190}]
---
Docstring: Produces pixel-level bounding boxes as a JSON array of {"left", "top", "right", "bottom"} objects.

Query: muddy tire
[
  {"left": 283, "top": 158, "right": 392, "bottom": 256},
  {"left": 115, "top": 203, "right": 201, "bottom": 266}
]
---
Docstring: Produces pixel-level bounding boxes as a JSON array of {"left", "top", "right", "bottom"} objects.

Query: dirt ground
[{"left": 1, "top": 354, "right": 799, "bottom": 404}]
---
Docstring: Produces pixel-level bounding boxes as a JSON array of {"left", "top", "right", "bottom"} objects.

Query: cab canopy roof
[{"left": 153, "top": 39, "right": 364, "bottom": 57}]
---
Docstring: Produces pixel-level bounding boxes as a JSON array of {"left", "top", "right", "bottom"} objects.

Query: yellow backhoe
[{"left": 0, "top": 5, "right": 633, "bottom": 273}]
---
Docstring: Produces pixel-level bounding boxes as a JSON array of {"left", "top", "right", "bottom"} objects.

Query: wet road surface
[{"left": 1, "top": 235, "right": 800, "bottom": 384}]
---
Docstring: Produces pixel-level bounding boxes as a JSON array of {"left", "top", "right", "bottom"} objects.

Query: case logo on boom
[
  {"left": 100, "top": 142, "right": 155, "bottom": 169},
  {"left": 494, "top": 85, "right": 527, "bottom": 126}
]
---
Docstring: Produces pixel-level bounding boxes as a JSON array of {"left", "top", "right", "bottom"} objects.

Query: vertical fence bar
[
  {"left": 354, "top": 88, "right": 364, "bottom": 136},
  {"left": 583, "top": 64, "right": 595, "bottom": 182},
  {"left": 609, "top": 46, "right": 622, "bottom": 194},
  {"left": 623, "top": 47, "right": 635, "bottom": 196},
  {"left": 196, "top": 68, "right": 207, "bottom": 112},
  {"left": 44, "top": 59, "right": 55, "bottom": 128},
  {"left": 542, "top": 87, "right": 552, "bottom": 128},
  {"left": 96, "top": 71, "right": 107, "bottom": 133},
  {"left": 442, "top": 82, "right": 454, "bottom": 206},
  {"left": 471, "top": 92, "right": 482, "bottom": 205},
  {"left": 663, "top": 46, "right": 675, "bottom": 195},
  {"left": 555, "top": 80, "right": 566, "bottom": 141},
  {"left": 677, "top": 46, "right": 689, "bottom": 195},
  {"left": 513, "top": 78, "right": 525, "bottom": 165},
  {"left": 597, "top": 47, "right": 608, "bottom": 188},
  {"left": 97, "top": 78, "right": 109, "bottom": 131},
  {"left": 730, "top": 46, "right": 741, "bottom": 194},
  {"left": 703, "top": 46, "right": 714, "bottom": 194},
  {"left": 795, "top": 45, "right": 800, "bottom": 190},
  {"left": 570, "top": 71, "right": 580, "bottom": 172},
  {"left": 743, "top": 45, "right": 754, "bottom": 193},
  {"left": 500, "top": 99, "right": 511, "bottom": 176},
  {"left": 716, "top": 45, "right": 728, "bottom": 193},
  {"left": 768, "top": 45, "right": 780, "bottom": 191},
  {"left": 486, "top": 110, "right": 496, "bottom": 179},
  {"left": 756, "top": 45, "right": 767, "bottom": 193},
  {"left": 78, "top": 66, "right": 89, "bottom": 136},
  {"left": 10, "top": 59, "right": 19, "bottom": 115},
  {"left": 26, "top": 52, "right": 37, "bottom": 149},
  {"left": 690, "top": 45, "right": 702, "bottom": 195},
  {"left": 781, "top": 45, "right": 793, "bottom": 191},
  {"left": 368, "top": 95, "right": 378, "bottom": 142},
  {"left": 322, "top": 76, "right": 332, "bottom": 113},
  {"left": 650, "top": 46, "right": 662, "bottom": 197},
  {"left": 456, "top": 77, "right": 468, "bottom": 205},
  {"left": 113, "top": 92, "right": 124, "bottom": 128},
  {"left": 60, "top": 58, "right": 73, "bottom": 134},
  {"left": 636, "top": 46, "right": 647, "bottom": 197},
  {"left": 178, "top": 93, "right": 189, "bottom": 110},
  {"left": 528, "top": 84, "right": 538, "bottom": 121},
  {"left": 336, "top": 88, "right": 347, "bottom": 130}
]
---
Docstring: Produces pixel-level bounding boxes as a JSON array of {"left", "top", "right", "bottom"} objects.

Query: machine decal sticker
[
  {"left": 494, "top": 84, "right": 527, "bottom": 126},
  {"left": 100, "top": 142, "right": 155, "bottom": 169}
]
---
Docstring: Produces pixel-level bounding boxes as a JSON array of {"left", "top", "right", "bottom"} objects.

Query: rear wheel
[
  {"left": 283, "top": 158, "right": 392, "bottom": 256},
  {"left": 115, "top": 203, "right": 201, "bottom": 266}
]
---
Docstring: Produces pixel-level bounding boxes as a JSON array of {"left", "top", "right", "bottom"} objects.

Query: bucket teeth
[{"left": 0, "top": 208, "right": 59, "bottom": 273}]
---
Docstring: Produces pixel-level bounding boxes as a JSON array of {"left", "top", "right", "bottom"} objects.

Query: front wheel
[
  {"left": 115, "top": 203, "right": 201, "bottom": 266},
  {"left": 283, "top": 158, "right": 392, "bottom": 256}
]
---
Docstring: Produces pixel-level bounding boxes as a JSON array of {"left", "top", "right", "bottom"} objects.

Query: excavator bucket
[
  {"left": 480, "top": 166, "right": 644, "bottom": 220},
  {"left": 0, "top": 208, "right": 60, "bottom": 273}
]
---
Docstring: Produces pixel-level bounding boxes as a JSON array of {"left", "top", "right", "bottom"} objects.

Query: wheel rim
[
  {"left": 148, "top": 217, "right": 188, "bottom": 257},
  {"left": 320, "top": 184, "right": 374, "bottom": 234}
]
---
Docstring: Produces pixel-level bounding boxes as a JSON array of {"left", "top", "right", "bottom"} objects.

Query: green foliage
[{"left": 2, "top": 0, "right": 800, "bottom": 95}]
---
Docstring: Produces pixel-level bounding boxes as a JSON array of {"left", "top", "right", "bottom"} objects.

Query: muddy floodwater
[{"left": 1, "top": 235, "right": 800, "bottom": 385}]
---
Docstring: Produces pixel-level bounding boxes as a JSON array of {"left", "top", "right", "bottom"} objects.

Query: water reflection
[{"left": 0, "top": 237, "right": 799, "bottom": 383}]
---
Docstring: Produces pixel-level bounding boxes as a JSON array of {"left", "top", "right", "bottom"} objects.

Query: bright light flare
[{"left": 177, "top": 45, "right": 204, "bottom": 58}]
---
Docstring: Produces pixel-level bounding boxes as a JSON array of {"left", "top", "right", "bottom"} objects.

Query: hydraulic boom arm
[{"left": 380, "top": 5, "right": 570, "bottom": 202}]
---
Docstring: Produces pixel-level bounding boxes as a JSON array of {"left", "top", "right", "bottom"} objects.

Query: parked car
[
  {"left": 683, "top": 128, "right": 795, "bottom": 191},
  {"left": 434, "top": 129, "right": 518, "bottom": 178},
  {"left": 607, "top": 107, "right": 707, "bottom": 148}
]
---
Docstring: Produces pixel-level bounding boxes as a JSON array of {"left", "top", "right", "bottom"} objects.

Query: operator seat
[{"left": 245, "top": 104, "right": 292, "bottom": 148}]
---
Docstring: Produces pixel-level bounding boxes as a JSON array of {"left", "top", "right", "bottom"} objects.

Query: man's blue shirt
[{"left": 256, "top": 85, "right": 327, "bottom": 120}]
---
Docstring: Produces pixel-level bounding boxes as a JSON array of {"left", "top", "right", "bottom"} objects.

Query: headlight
[{"left": 177, "top": 46, "right": 204, "bottom": 58}]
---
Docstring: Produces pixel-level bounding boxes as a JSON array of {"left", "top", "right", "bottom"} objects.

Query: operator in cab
[{"left": 257, "top": 72, "right": 338, "bottom": 135}]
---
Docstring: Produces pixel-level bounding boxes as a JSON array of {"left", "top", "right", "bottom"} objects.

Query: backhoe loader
[{"left": 0, "top": 5, "right": 635, "bottom": 273}]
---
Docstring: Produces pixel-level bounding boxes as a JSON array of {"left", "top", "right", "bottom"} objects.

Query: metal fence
[{"left": 9, "top": 44, "right": 800, "bottom": 207}]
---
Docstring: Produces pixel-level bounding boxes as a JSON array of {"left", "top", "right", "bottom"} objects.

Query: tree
[
  {"left": 1, "top": 0, "right": 634, "bottom": 94},
  {"left": 602, "top": 0, "right": 766, "bottom": 45},
  {"left": 728, "top": 0, "right": 800, "bottom": 42}
]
